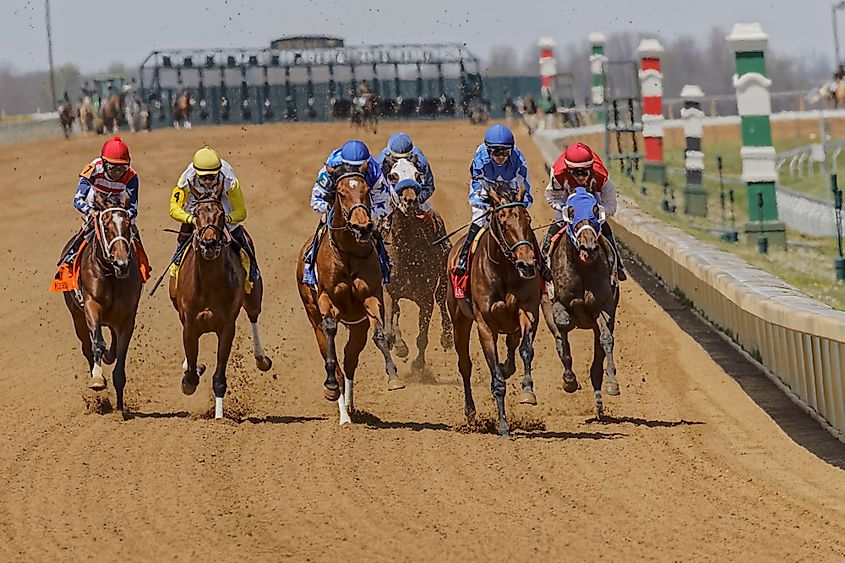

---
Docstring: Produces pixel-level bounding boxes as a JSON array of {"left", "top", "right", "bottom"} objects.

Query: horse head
[
  {"left": 190, "top": 181, "right": 228, "bottom": 261},
  {"left": 327, "top": 162, "right": 373, "bottom": 244},
  {"left": 386, "top": 156, "right": 422, "bottom": 215},
  {"left": 487, "top": 182, "right": 537, "bottom": 279},
  {"left": 562, "top": 187, "right": 606, "bottom": 265},
  {"left": 92, "top": 191, "right": 133, "bottom": 278}
]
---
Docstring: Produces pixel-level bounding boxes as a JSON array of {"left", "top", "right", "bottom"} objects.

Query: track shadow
[
  {"left": 513, "top": 430, "right": 626, "bottom": 440},
  {"left": 122, "top": 410, "right": 190, "bottom": 420},
  {"left": 352, "top": 409, "right": 452, "bottom": 432},
  {"left": 585, "top": 415, "right": 703, "bottom": 427},
  {"left": 624, "top": 247, "right": 845, "bottom": 469},
  {"left": 244, "top": 415, "right": 327, "bottom": 425}
]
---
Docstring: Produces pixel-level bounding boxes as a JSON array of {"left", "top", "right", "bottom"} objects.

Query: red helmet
[
  {"left": 101, "top": 135, "right": 130, "bottom": 164},
  {"left": 563, "top": 142, "right": 594, "bottom": 169}
]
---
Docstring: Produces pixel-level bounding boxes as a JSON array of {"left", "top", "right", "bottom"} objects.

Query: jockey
[
  {"left": 452, "top": 124, "right": 549, "bottom": 280},
  {"left": 168, "top": 146, "right": 260, "bottom": 283},
  {"left": 59, "top": 135, "right": 144, "bottom": 265},
  {"left": 545, "top": 142, "right": 626, "bottom": 281},
  {"left": 376, "top": 132, "right": 435, "bottom": 212},
  {"left": 302, "top": 139, "right": 392, "bottom": 286}
]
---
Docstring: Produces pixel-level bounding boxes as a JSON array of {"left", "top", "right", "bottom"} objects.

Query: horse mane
[{"left": 489, "top": 180, "right": 517, "bottom": 203}]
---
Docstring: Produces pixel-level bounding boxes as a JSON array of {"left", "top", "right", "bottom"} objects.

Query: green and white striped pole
[
  {"left": 589, "top": 32, "right": 606, "bottom": 122},
  {"left": 727, "top": 23, "right": 786, "bottom": 249}
]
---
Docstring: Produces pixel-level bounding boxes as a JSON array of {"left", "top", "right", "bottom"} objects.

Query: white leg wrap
[
  {"left": 344, "top": 377, "right": 354, "bottom": 412},
  {"left": 251, "top": 322, "right": 266, "bottom": 359},
  {"left": 92, "top": 363, "right": 103, "bottom": 378},
  {"left": 182, "top": 357, "right": 188, "bottom": 371},
  {"left": 337, "top": 395, "right": 352, "bottom": 425},
  {"left": 215, "top": 397, "right": 224, "bottom": 419}
]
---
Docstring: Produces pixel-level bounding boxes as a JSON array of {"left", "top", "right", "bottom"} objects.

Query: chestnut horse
[
  {"left": 58, "top": 100, "right": 75, "bottom": 139},
  {"left": 63, "top": 192, "right": 142, "bottom": 411},
  {"left": 446, "top": 183, "right": 542, "bottom": 437},
  {"left": 100, "top": 95, "right": 123, "bottom": 134},
  {"left": 351, "top": 94, "right": 379, "bottom": 134},
  {"left": 169, "top": 183, "right": 272, "bottom": 419},
  {"left": 541, "top": 187, "right": 620, "bottom": 419},
  {"left": 382, "top": 156, "right": 452, "bottom": 372},
  {"left": 172, "top": 91, "right": 194, "bottom": 129},
  {"left": 296, "top": 161, "right": 404, "bottom": 426}
]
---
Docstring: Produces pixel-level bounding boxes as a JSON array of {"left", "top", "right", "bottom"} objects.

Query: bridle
[
  {"left": 191, "top": 195, "right": 230, "bottom": 253},
  {"left": 92, "top": 207, "right": 133, "bottom": 269},
  {"left": 487, "top": 201, "right": 533, "bottom": 267},
  {"left": 328, "top": 171, "right": 372, "bottom": 234}
]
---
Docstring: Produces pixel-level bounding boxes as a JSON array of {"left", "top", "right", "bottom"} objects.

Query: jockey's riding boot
[
  {"left": 532, "top": 231, "right": 553, "bottom": 282},
  {"left": 452, "top": 223, "right": 482, "bottom": 277},
  {"left": 374, "top": 231, "right": 392, "bottom": 284},
  {"left": 173, "top": 223, "right": 195, "bottom": 266},
  {"left": 601, "top": 222, "right": 627, "bottom": 282},
  {"left": 542, "top": 222, "right": 564, "bottom": 259},
  {"left": 231, "top": 226, "right": 260, "bottom": 282},
  {"left": 58, "top": 223, "right": 92, "bottom": 266},
  {"left": 302, "top": 220, "right": 324, "bottom": 286}
]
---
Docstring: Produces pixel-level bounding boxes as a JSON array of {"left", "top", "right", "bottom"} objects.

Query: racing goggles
[
  {"left": 196, "top": 171, "right": 219, "bottom": 185},
  {"left": 103, "top": 161, "right": 129, "bottom": 179},
  {"left": 488, "top": 146, "right": 512, "bottom": 158},
  {"left": 570, "top": 167, "right": 591, "bottom": 178}
]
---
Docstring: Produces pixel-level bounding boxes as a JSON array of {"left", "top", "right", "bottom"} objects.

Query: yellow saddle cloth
[{"left": 170, "top": 246, "right": 253, "bottom": 294}]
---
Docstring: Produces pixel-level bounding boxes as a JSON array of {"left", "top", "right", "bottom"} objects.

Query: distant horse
[
  {"left": 58, "top": 100, "right": 75, "bottom": 139},
  {"left": 541, "top": 187, "right": 620, "bottom": 419},
  {"left": 296, "top": 161, "right": 404, "bottom": 426},
  {"left": 172, "top": 91, "right": 194, "bottom": 129},
  {"left": 383, "top": 156, "right": 452, "bottom": 372},
  {"left": 62, "top": 192, "right": 142, "bottom": 411},
  {"left": 169, "top": 183, "right": 272, "bottom": 419},
  {"left": 819, "top": 80, "right": 845, "bottom": 109},
  {"left": 100, "top": 94, "right": 123, "bottom": 134},
  {"left": 351, "top": 94, "right": 379, "bottom": 133},
  {"left": 123, "top": 90, "right": 147, "bottom": 133},
  {"left": 446, "top": 182, "right": 542, "bottom": 437},
  {"left": 78, "top": 97, "right": 95, "bottom": 134}
]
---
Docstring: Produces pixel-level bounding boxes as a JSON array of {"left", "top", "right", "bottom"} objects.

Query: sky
[{"left": 1, "top": 0, "right": 838, "bottom": 74}]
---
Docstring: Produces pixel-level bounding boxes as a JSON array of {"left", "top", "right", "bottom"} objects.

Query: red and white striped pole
[
  {"left": 638, "top": 38, "right": 665, "bottom": 183},
  {"left": 538, "top": 37, "right": 556, "bottom": 90}
]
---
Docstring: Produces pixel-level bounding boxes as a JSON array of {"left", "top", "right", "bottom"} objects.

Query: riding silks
[
  {"left": 170, "top": 244, "right": 253, "bottom": 294},
  {"left": 451, "top": 227, "right": 487, "bottom": 299}
]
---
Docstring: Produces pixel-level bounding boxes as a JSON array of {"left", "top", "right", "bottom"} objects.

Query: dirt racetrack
[{"left": 2, "top": 120, "right": 845, "bottom": 561}]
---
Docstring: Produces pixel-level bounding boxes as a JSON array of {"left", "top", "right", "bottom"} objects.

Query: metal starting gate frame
[
  {"left": 602, "top": 60, "right": 643, "bottom": 181},
  {"left": 138, "top": 42, "right": 494, "bottom": 127}
]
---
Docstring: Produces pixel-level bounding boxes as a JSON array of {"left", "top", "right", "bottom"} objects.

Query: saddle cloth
[
  {"left": 50, "top": 240, "right": 151, "bottom": 293},
  {"left": 451, "top": 227, "right": 487, "bottom": 299},
  {"left": 170, "top": 244, "right": 252, "bottom": 294}
]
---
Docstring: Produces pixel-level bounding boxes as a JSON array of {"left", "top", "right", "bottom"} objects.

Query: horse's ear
[
  {"left": 487, "top": 187, "right": 502, "bottom": 206},
  {"left": 359, "top": 161, "right": 369, "bottom": 174},
  {"left": 563, "top": 205, "right": 574, "bottom": 223},
  {"left": 410, "top": 154, "right": 418, "bottom": 166},
  {"left": 595, "top": 204, "right": 607, "bottom": 224},
  {"left": 517, "top": 186, "right": 526, "bottom": 204},
  {"left": 212, "top": 181, "right": 225, "bottom": 200},
  {"left": 326, "top": 165, "right": 335, "bottom": 176}
]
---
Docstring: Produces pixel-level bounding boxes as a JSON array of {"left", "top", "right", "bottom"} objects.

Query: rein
[
  {"left": 486, "top": 201, "right": 533, "bottom": 267},
  {"left": 191, "top": 197, "right": 231, "bottom": 252},
  {"left": 328, "top": 172, "right": 373, "bottom": 235},
  {"left": 93, "top": 207, "right": 133, "bottom": 267}
]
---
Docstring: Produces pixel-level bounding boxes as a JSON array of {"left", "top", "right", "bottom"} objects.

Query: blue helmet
[
  {"left": 387, "top": 132, "right": 414, "bottom": 157},
  {"left": 484, "top": 124, "right": 515, "bottom": 149},
  {"left": 339, "top": 140, "right": 370, "bottom": 165}
]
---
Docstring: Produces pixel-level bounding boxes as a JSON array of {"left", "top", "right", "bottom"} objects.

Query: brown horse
[
  {"left": 100, "top": 95, "right": 123, "bottom": 134},
  {"left": 541, "top": 187, "right": 620, "bottom": 419},
  {"left": 296, "top": 161, "right": 404, "bottom": 426},
  {"left": 63, "top": 192, "right": 142, "bottom": 411},
  {"left": 78, "top": 96, "right": 95, "bottom": 134},
  {"left": 172, "top": 91, "right": 194, "bottom": 129},
  {"left": 446, "top": 183, "right": 542, "bottom": 437},
  {"left": 382, "top": 156, "right": 452, "bottom": 373},
  {"left": 169, "top": 184, "right": 272, "bottom": 419},
  {"left": 351, "top": 94, "right": 378, "bottom": 134},
  {"left": 59, "top": 100, "right": 75, "bottom": 139}
]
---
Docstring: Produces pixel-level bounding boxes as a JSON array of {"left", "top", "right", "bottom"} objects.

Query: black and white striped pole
[{"left": 681, "top": 84, "right": 707, "bottom": 216}]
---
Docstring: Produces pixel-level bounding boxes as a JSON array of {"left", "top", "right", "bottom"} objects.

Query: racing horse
[
  {"left": 99, "top": 94, "right": 123, "bottom": 134},
  {"left": 58, "top": 99, "right": 75, "bottom": 139},
  {"left": 382, "top": 156, "right": 452, "bottom": 373},
  {"left": 351, "top": 94, "right": 379, "bottom": 134},
  {"left": 541, "top": 187, "right": 620, "bottom": 419},
  {"left": 172, "top": 90, "right": 194, "bottom": 129},
  {"left": 169, "top": 182, "right": 272, "bottom": 419},
  {"left": 62, "top": 192, "right": 142, "bottom": 411},
  {"left": 446, "top": 182, "right": 542, "bottom": 437},
  {"left": 296, "top": 160, "right": 404, "bottom": 426},
  {"left": 123, "top": 89, "right": 147, "bottom": 133},
  {"left": 78, "top": 97, "right": 95, "bottom": 134}
]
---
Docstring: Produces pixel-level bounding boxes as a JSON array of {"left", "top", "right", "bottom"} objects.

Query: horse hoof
[
  {"left": 256, "top": 355, "right": 273, "bottom": 372},
  {"left": 465, "top": 408, "right": 476, "bottom": 422},
  {"left": 440, "top": 333, "right": 454, "bottom": 349},
  {"left": 605, "top": 382, "right": 620, "bottom": 396},
  {"left": 411, "top": 359, "right": 425, "bottom": 373},
  {"left": 519, "top": 390, "right": 538, "bottom": 405},
  {"left": 324, "top": 387, "right": 341, "bottom": 401},
  {"left": 563, "top": 376, "right": 580, "bottom": 394},
  {"left": 387, "top": 378, "right": 406, "bottom": 391},
  {"left": 181, "top": 377, "right": 198, "bottom": 396},
  {"left": 88, "top": 374, "right": 107, "bottom": 391},
  {"left": 197, "top": 364, "right": 207, "bottom": 377},
  {"left": 394, "top": 342, "right": 409, "bottom": 359},
  {"left": 498, "top": 426, "right": 511, "bottom": 438}
]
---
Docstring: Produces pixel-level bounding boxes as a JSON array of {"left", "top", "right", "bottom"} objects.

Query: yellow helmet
[{"left": 192, "top": 146, "right": 222, "bottom": 176}]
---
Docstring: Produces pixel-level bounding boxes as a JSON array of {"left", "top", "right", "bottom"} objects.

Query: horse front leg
[
  {"left": 412, "top": 297, "right": 434, "bottom": 373},
  {"left": 364, "top": 296, "right": 405, "bottom": 391},
  {"left": 111, "top": 319, "right": 135, "bottom": 412},
  {"left": 590, "top": 329, "right": 608, "bottom": 420},
  {"left": 436, "top": 274, "right": 454, "bottom": 349},
  {"left": 517, "top": 309, "right": 538, "bottom": 406},
  {"left": 500, "top": 332, "right": 518, "bottom": 380},
  {"left": 180, "top": 318, "right": 203, "bottom": 395},
  {"left": 477, "top": 322, "right": 508, "bottom": 437},
  {"left": 341, "top": 323, "right": 369, "bottom": 423},
  {"left": 387, "top": 293, "right": 408, "bottom": 359},
  {"left": 597, "top": 311, "right": 619, "bottom": 396},
  {"left": 83, "top": 301, "right": 108, "bottom": 392},
  {"left": 550, "top": 301, "right": 579, "bottom": 393},
  {"left": 212, "top": 323, "right": 236, "bottom": 420}
]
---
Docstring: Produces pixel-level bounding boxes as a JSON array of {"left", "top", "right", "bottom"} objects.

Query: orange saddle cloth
[{"left": 50, "top": 240, "right": 152, "bottom": 293}]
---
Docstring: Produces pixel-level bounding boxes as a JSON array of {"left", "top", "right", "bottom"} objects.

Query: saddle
[
  {"left": 170, "top": 243, "right": 253, "bottom": 294},
  {"left": 451, "top": 227, "right": 487, "bottom": 299}
]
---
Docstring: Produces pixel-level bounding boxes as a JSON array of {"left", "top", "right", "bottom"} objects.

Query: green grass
[{"left": 620, "top": 175, "right": 845, "bottom": 311}]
